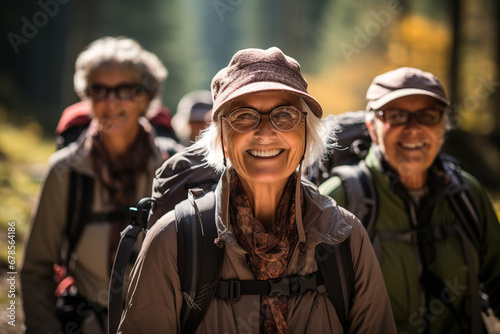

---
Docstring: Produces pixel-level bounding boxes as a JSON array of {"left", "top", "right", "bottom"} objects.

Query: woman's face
[
  {"left": 87, "top": 65, "right": 150, "bottom": 136},
  {"left": 368, "top": 94, "right": 446, "bottom": 179},
  {"left": 222, "top": 91, "right": 306, "bottom": 188}
]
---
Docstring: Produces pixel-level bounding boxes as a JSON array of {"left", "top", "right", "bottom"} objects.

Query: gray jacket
[{"left": 21, "top": 127, "right": 165, "bottom": 334}]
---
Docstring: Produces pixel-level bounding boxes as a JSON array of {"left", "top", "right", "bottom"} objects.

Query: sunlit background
[{"left": 0, "top": 0, "right": 499, "bottom": 330}]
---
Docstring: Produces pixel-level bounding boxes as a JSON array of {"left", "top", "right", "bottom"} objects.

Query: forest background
[{"left": 1, "top": 0, "right": 499, "bottom": 332}]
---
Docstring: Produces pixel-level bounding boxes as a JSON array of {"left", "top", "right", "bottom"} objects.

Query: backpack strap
[
  {"left": 175, "top": 190, "right": 224, "bottom": 334},
  {"left": 60, "top": 170, "right": 94, "bottom": 269},
  {"left": 174, "top": 190, "right": 354, "bottom": 333},
  {"left": 442, "top": 159, "right": 483, "bottom": 333},
  {"left": 315, "top": 238, "right": 354, "bottom": 332},
  {"left": 442, "top": 159, "right": 482, "bottom": 248},
  {"left": 212, "top": 239, "right": 354, "bottom": 333},
  {"left": 108, "top": 197, "right": 155, "bottom": 334},
  {"left": 332, "top": 162, "right": 378, "bottom": 239},
  {"left": 215, "top": 272, "right": 325, "bottom": 299}
]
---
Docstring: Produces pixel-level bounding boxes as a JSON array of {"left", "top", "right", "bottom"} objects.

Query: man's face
[{"left": 368, "top": 95, "right": 446, "bottom": 182}]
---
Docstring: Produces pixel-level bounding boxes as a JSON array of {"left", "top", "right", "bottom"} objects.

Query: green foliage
[
  {"left": 0, "top": 121, "right": 54, "bottom": 265},
  {"left": 0, "top": 120, "right": 53, "bottom": 331}
]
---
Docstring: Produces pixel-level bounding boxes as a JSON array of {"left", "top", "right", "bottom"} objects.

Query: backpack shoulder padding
[
  {"left": 441, "top": 157, "right": 482, "bottom": 248},
  {"left": 149, "top": 146, "right": 220, "bottom": 225},
  {"left": 175, "top": 191, "right": 224, "bottom": 334},
  {"left": 332, "top": 162, "right": 377, "bottom": 239},
  {"left": 315, "top": 238, "right": 354, "bottom": 332},
  {"left": 62, "top": 170, "right": 94, "bottom": 265}
]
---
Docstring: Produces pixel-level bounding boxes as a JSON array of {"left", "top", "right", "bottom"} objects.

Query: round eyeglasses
[
  {"left": 222, "top": 106, "right": 306, "bottom": 133},
  {"left": 375, "top": 108, "right": 444, "bottom": 126},
  {"left": 85, "top": 83, "right": 148, "bottom": 101}
]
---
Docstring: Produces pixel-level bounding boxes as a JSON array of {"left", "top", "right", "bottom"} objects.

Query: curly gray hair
[{"left": 73, "top": 36, "right": 167, "bottom": 101}]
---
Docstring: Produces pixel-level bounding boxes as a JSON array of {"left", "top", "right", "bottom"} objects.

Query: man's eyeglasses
[
  {"left": 85, "top": 83, "right": 148, "bottom": 101},
  {"left": 222, "top": 106, "right": 306, "bottom": 133},
  {"left": 375, "top": 108, "right": 444, "bottom": 126}
]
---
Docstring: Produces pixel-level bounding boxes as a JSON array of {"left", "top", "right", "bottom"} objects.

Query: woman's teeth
[{"left": 249, "top": 149, "right": 283, "bottom": 157}]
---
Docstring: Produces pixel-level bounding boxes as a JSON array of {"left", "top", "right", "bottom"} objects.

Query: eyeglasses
[
  {"left": 375, "top": 108, "right": 444, "bottom": 126},
  {"left": 222, "top": 106, "right": 306, "bottom": 133},
  {"left": 85, "top": 83, "right": 148, "bottom": 101}
]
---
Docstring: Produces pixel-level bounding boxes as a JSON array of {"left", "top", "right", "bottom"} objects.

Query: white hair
[
  {"left": 193, "top": 98, "right": 338, "bottom": 173},
  {"left": 73, "top": 36, "right": 167, "bottom": 101}
]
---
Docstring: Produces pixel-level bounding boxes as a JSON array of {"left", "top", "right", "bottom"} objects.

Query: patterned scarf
[
  {"left": 229, "top": 168, "right": 298, "bottom": 334},
  {"left": 88, "top": 124, "right": 153, "bottom": 268}
]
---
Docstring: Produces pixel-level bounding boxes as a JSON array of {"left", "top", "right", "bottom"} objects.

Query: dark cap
[
  {"left": 366, "top": 67, "right": 450, "bottom": 111},
  {"left": 211, "top": 47, "right": 322, "bottom": 121},
  {"left": 176, "top": 90, "right": 212, "bottom": 122}
]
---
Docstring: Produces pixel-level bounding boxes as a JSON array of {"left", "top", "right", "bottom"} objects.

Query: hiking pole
[{"left": 108, "top": 197, "right": 156, "bottom": 334}]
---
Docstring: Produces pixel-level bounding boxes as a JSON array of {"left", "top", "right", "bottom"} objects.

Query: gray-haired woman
[
  {"left": 21, "top": 36, "right": 176, "bottom": 334},
  {"left": 118, "top": 47, "right": 396, "bottom": 333}
]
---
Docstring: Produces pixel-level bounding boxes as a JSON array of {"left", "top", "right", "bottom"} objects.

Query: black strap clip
[
  {"left": 270, "top": 273, "right": 317, "bottom": 296},
  {"left": 217, "top": 280, "right": 241, "bottom": 300},
  {"left": 269, "top": 277, "right": 290, "bottom": 296}
]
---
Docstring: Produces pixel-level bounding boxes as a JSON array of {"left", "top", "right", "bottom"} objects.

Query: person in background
[
  {"left": 21, "top": 36, "right": 174, "bottom": 334},
  {"left": 118, "top": 47, "right": 396, "bottom": 333},
  {"left": 319, "top": 67, "right": 500, "bottom": 334},
  {"left": 171, "top": 89, "right": 213, "bottom": 146}
]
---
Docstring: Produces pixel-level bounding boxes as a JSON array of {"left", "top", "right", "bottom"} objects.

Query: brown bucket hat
[
  {"left": 366, "top": 67, "right": 450, "bottom": 111},
  {"left": 210, "top": 47, "right": 322, "bottom": 121}
]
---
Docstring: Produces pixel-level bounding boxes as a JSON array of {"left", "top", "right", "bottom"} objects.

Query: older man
[{"left": 320, "top": 67, "right": 500, "bottom": 334}]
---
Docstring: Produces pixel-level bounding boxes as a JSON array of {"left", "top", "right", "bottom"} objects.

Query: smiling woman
[
  {"left": 118, "top": 47, "right": 397, "bottom": 334},
  {"left": 20, "top": 36, "right": 180, "bottom": 334}
]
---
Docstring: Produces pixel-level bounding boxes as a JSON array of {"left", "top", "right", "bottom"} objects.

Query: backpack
[
  {"left": 108, "top": 190, "right": 355, "bottom": 334},
  {"left": 307, "top": 110, "right": 371, "bottom": 186},
  {"left": 55, "top": 101, "right": 179, "bottom": 149}
]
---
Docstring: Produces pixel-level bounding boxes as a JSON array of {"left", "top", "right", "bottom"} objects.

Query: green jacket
[{"left": 319, "top": 147, "right": 500, "bottom": 334}]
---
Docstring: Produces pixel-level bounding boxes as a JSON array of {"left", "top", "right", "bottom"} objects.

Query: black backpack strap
[
  {"left": 61, "top": 170, "right": 94, "bottom": 268},
  {"left": 215, "top": 272, "right": 324, "bottom": 300},
  {"left": 442, "top": 160, "right": 482, "bottom": 248},
  {"left": 176, "top": 191, "right": 224, "bottom": 334},
  {"left": 441, "top": 159, "right": 484, "bottom": 333},
  {"left": 315, "top": 237, "right": 354, "bottom": 332},
  {"left": 108, "top": 197, "right": 155, "bottom": 334},
  {"left": 332, "top": 163, "right": 378, "bottom": 239},
  {"left": 212, "top": 239, "right": 354, "bottom": 333}
]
